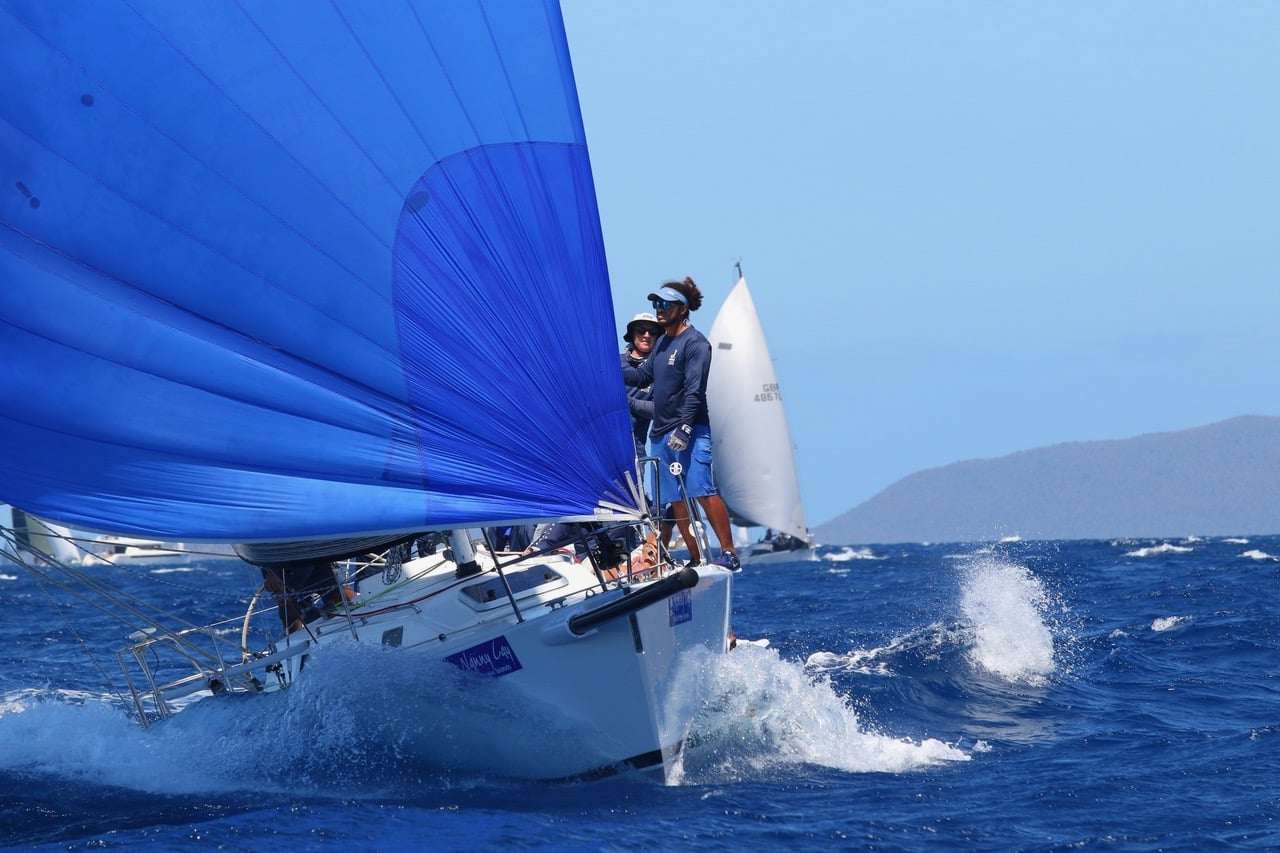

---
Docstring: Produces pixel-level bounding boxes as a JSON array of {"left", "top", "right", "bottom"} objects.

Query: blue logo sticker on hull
[
  {"left": 445, "top": 635, "right": 523, "bottom": 677},
  {"left": 668, "top": 589, "right": 692, "bottom": 626}
]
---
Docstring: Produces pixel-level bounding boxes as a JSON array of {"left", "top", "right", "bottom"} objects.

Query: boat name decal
[
  {"left": 445, "top": 635, "right": 523, "bottom": 677},
  {"left": 668, "top": 590, "right": 692, "bottom": 627}
]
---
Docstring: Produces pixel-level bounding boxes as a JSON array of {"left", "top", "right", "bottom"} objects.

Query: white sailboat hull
[
  {"left": 91, "top": 535, "right": 238, "bottom": 563},
  {"left": 125, "top": 549, "right": 733, "bottom": 782},
  {"left": 741, "top": 540, "right": 817, "bottom": 565},
  {"left": 440, "top": 568, "right": 732, "bottom": 778},
  {"left": 284, "top": 559, "right": 733, "bottom": 780}
]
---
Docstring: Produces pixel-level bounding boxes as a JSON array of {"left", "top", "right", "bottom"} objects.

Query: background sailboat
[
  {"left": 707, "top": 273, "right": 814, "bottom": 561},
  {"left": 0, "top": 504, "right": 80, "bottom": 566}
]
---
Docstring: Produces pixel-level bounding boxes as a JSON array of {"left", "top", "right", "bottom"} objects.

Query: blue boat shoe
[{"left": 713, "top": 551, "right": 741, "bottom": 572}]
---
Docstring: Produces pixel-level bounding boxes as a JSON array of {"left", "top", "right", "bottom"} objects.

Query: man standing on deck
[{"left": 621, "top": 278, "right": 739, "bottom": 571}]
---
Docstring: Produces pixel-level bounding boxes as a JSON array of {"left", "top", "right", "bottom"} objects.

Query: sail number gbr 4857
[{"left": 755, "top": 383, "right": 783, "bottom": 403}]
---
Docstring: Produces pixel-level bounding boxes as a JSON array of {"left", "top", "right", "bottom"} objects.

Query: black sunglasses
[{"left": 633, "top": 326, "right": 661, "bottom": 337}]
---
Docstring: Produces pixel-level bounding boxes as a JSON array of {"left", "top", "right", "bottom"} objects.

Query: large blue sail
[{"left": 0, "top": 1, "right": 637, "bottom": 540}]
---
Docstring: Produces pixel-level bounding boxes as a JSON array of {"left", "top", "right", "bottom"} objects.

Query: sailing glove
[{"left": 667, "top": 423, "right": 693, "bottom": 452}]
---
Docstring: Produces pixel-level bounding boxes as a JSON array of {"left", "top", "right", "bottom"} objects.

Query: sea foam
[
  {"left": 676, "top": 642, "right": 968, "bottom": 782},
  {"left": 958, "top": 556, "right": 1057, "bottom": 686},
  {"left": 1124, "top": 543, "right": 1194, "bottom": 558}
]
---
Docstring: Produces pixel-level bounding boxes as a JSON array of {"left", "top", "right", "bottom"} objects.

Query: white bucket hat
[{"left": 624, "top": 312, "right": 662, "bottom": 343}]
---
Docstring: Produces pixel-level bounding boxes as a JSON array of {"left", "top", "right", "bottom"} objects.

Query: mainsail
[
  {"left": 0, "top": 1, "right": 636, "bottom": 541},
  {"left": 707, "top": 276, "right": 809, "bottom": 542}
]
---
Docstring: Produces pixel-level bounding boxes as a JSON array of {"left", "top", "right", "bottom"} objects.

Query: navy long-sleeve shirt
[
  {"left": 621, "top": 326, "right": 711, "bottom": 438},
  {"left": 621, "top": 348, "right": 654, "bottom": 451}
]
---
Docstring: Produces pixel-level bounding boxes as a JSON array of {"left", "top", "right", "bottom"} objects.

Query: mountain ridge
[{"left": 816, "top": 415, "right": 1280, "bottom": 545}]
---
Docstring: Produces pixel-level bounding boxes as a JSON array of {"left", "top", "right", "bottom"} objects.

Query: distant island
[{"left": 816, "top": 415, "right": 1280, "bottom": 545}]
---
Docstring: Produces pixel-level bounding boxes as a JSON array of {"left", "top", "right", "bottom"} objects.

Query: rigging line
[
  {"left": 12, "top": 551, "right": 237, "bottom": 667},
  {"left": 28, "top": 526, "right": 240, "bottom": 565},
  {"left": 88, "top": 556, "right": 254, "bottom": 608},
  {"left": 21, "top": 559, "right": 201, "bottom": 645},
  {"left": 342, "top": 568, "right": 505, "bottom": 619},
  {"left": 51, "top": 530, "right": 115, "bottom": 564},
  {"left": 11, "top": 547, "right": 134, "bottom": 710},
  {"left": 92, "top": 544, "right": 238, "bottom": 560}
]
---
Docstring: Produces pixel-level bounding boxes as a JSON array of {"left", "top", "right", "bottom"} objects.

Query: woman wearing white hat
[{"left": 621, "top": 311, "right": 662, "bottom": 457}]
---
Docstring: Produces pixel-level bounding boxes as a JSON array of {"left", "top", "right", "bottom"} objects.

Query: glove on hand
[{"left": 667, "top": 423, "right": 693, "bottom": 452}]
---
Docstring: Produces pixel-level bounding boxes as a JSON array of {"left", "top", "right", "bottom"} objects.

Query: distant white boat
[
  {"left": 92, "top": 535, "right": 237, "bottom": 563},
  {"left": 707, "top": 273, "right": 813, "bottom": 562},
  {"left": 0, "top": 510, "right": 234, "bottom": 566},
  {"left": 0, "top": 504, "right": 81, "bottom": 565}
]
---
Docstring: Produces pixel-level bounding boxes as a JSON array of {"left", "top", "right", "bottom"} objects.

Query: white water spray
[
  {"left": 675, "top": 643, "right": 968, "bottom": 783},
  {"left": 958, "top": 556, "right": 1056, "bottom": 685}
]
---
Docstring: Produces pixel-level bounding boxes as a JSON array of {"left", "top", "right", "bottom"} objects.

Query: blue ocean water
[{"left": 1, "top": 535, "right": 1276, "bottom": 851}]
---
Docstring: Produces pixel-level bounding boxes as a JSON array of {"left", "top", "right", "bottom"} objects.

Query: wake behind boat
[
  {"left": 0, "top": 0, "right": 732, "bottom": 782},
  {"left": 707, "top": 273, "right": 814, "bottom": 562}
]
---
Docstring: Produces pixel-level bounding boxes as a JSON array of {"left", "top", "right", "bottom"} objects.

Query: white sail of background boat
[
  {"left": 0, "top": 512, "right": 237, "bottom": 565},
  {"left": 0, "top": 504, "right": 79, "bottom": 566},
  {"left": 0, "top": 0, "right": 732, "bottom": 781},
  {"left": 707, "top": 274, "right": 814, "bottom": 561}
]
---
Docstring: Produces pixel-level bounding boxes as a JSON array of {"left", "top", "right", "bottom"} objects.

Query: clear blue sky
[{"left": 561, "top": 1, "right": 1279, "bottom": 527}]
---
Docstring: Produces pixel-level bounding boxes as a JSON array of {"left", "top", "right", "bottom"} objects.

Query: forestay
[{"left": 0, "top": 0, "right": 636, "bottom": 541}]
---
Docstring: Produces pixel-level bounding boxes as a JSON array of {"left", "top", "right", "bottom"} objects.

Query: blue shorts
[{"left": 655, "top": 424, "right": 717, "bottom": 505}]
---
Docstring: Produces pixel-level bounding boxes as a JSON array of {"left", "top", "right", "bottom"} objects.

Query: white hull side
[
  {"left": 92, "top": 536, "right": 238, "bottom": 563},
  {"left": 480, "top": 568, "right": 732, "bottom": 778},
  {"left": 740, "top": 544, "right": 817, "bottom": 565},
  {"left": 267, "top": 557, "right": 733, "bottom": 781}
]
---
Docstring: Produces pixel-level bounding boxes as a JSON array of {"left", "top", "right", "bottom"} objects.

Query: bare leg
[
  {"left": 659, "top": 519, "right": 674, "bottom": 548},
  {"left": 667, "top": 500, "right": 702, "bottom": 564},
  {"left": 697, "top": 494, "right": 736, "bottom": 557}
]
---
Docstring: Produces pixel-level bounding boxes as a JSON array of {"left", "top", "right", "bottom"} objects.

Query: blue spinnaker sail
[{"left": 0, "top": 1, "right": 637, "bottom": 540}]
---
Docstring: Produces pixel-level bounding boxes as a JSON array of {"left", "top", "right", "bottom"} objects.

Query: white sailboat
[
  {"left": 707, "top": 273, "right": 814, "bottom": 562},
  {"left": 90, "top": 535, "right": 238, "bottom": 563},
  {"left": 0, "top": 0, "right": 733, "bottom": 781},
  {"left": 0, "top": 504, "right": 80, "bottom": 566}
]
